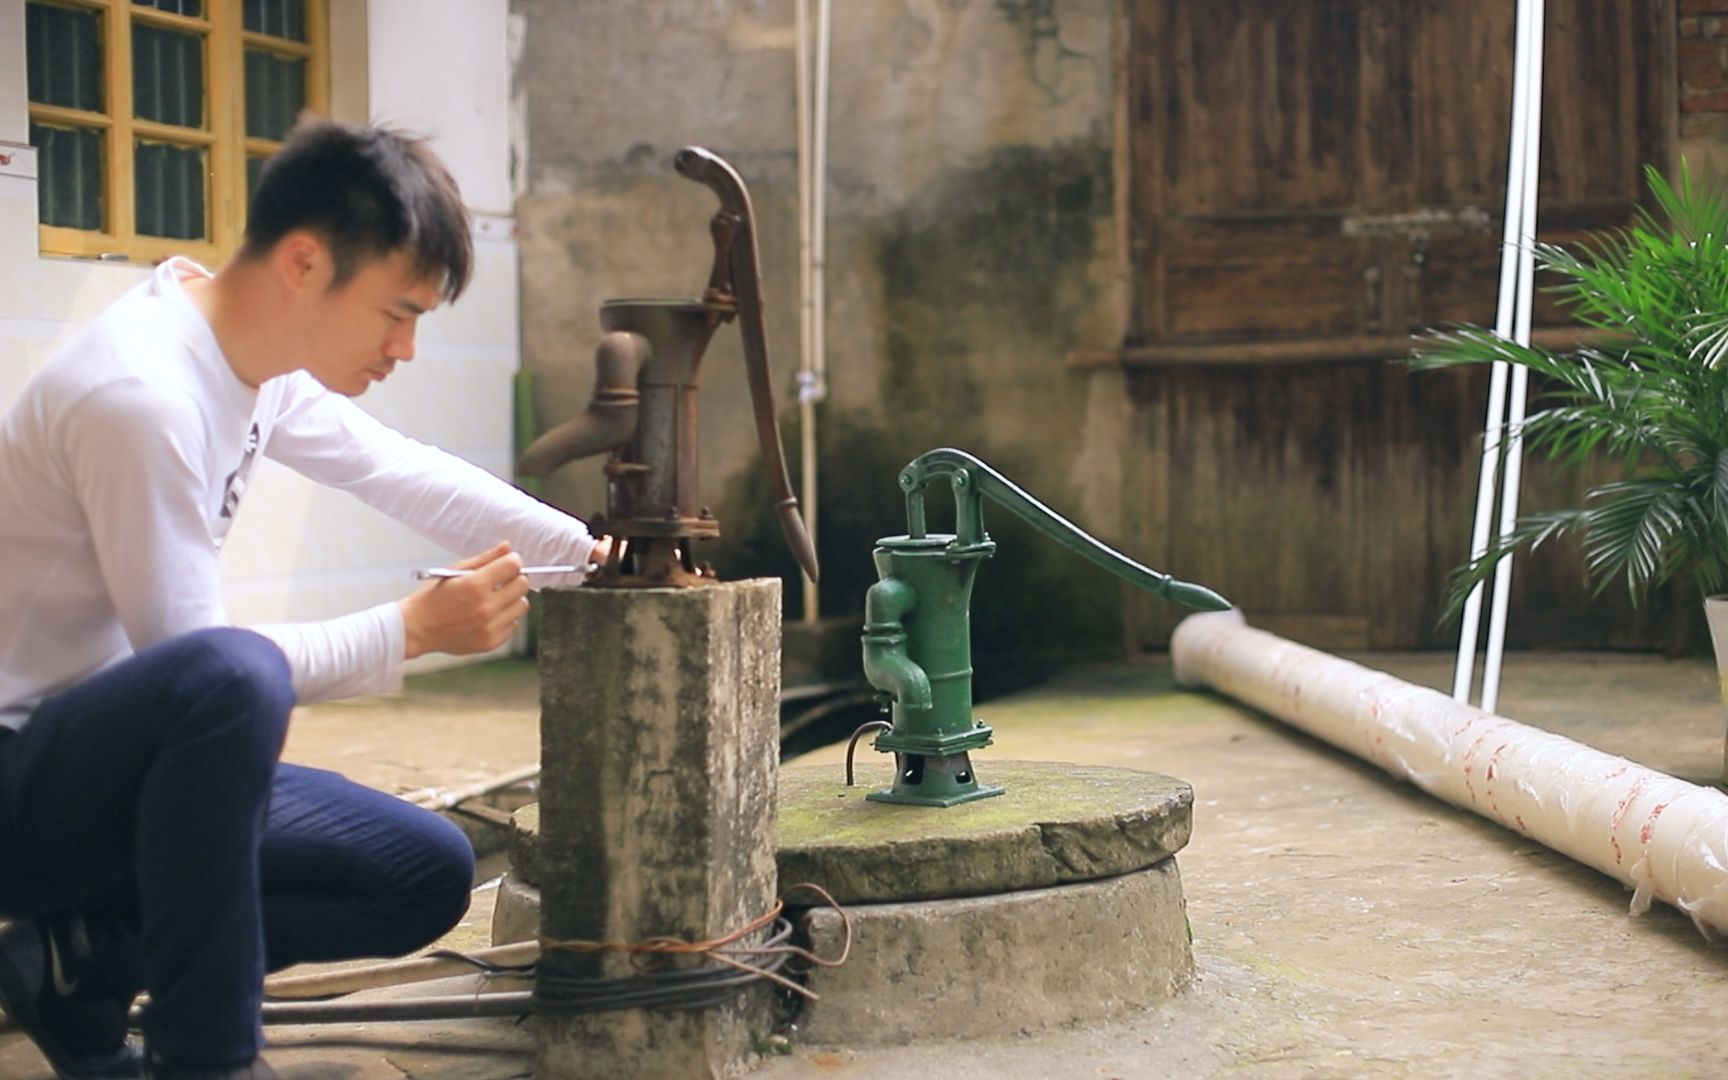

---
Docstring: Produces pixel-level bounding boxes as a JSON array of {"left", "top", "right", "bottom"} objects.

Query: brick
[
  {"left": 1683, "top": 89, "right": 1728, "bottom": 113},
  {"left": 1679, "top": 40, "right": 1728, "bottom": 89}
]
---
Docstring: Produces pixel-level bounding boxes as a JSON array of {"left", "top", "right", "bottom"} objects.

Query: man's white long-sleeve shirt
[{"left": 0, "top": 258, "right": 595, "bottom": 726}]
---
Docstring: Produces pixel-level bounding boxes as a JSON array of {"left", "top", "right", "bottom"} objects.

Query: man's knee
[
  {"left": 389, "top": 813, "right": 476, "bottom": 955},
  {"left": 159, "top": 628, "right": 293, "bottom": 756}
]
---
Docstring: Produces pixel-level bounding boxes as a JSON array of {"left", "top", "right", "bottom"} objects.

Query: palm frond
[
  {"left": 1438, "top": 512, "right": 1584, "bottom": 623},
  {"left": 1414, "top": 160, "right": 1728, "bottom": 618}
]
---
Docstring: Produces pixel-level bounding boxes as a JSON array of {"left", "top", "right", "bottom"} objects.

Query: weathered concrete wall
[{"left": 511, "top": 0, "right": 1132, "bottom": 676}]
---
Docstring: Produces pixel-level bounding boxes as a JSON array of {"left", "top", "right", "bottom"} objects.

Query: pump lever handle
[
  {"left": 674, "top": 146, "right": 820, "bottom": 583},
  {"left": 899, "top": 448, "right": 1232, "bottom": 612}
]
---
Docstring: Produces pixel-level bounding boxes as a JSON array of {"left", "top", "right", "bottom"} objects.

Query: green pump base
[{"left": 867, "top": 752, "right": 1005, "bottom": 807}]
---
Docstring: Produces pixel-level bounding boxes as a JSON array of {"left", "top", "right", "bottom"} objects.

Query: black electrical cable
[{"left": 419, "top": 947, "right": 536, "bottom": 976}]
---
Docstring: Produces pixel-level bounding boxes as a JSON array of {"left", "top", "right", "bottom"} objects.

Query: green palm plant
[{"left": 1411, "top": 163, "right": 1728, "bottom": 617}]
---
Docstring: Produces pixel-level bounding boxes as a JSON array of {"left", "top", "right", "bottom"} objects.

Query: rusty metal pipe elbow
[
  {"left": 516, "top": 330, "right": 649, "bottom": 478},
  {"left": 861, "top": 576, "right": 932, "bottom": 712}
]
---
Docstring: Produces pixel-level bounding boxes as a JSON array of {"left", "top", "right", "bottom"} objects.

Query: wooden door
[{"left": 1122, "top": 0, "right": 1678, "bottom": 651}]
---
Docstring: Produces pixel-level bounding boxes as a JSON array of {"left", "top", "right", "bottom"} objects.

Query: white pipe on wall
[
  {"left": 1174, "top": 610, "right": 1728, "bottom": 940},
  {"left": 793, "top": 0, "right": 832, "bottom": 624}
]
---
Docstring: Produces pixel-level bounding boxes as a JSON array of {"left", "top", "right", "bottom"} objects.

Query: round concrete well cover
[{"left": 777, "top": 759, "right": 1193, "bottom": 904}]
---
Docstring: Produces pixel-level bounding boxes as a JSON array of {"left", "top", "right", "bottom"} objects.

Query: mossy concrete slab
[
  {"left": 795, "top": 860, "right": 1192, "bottom": 1046},
  {"left": 778, "top": 759, "right": 1192, "bottom": 903}
]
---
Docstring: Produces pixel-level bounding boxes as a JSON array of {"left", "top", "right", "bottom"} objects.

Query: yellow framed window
[{"left": 24, "top": 0, "right": 329, "bottom": 264}]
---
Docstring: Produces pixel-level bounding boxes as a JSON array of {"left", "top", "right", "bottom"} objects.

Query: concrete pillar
[{"left": 534, "top": 579, "right": 781, "bottom": 1079}]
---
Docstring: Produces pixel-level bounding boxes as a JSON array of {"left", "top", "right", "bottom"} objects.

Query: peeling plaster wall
[{"left": 512, "top": 0, "right": 1130, "bottom": 671}]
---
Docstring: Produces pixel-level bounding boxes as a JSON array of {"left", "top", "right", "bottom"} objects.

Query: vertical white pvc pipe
[
  {"left": 793, "top": 0, "right": 831, "bottom": 624},
  {"left": 794, "top": 0, "right": 816, "bottom": 623},
  {"left": 795, "top": 0, "right": 814, "bottom": 395},
  {"left": 812, "top": 0, "right": 832, "bottom": 411},
  {"left": 800, "top": 0, "right": 832, "bottom": 624},
  {"left": 1480, "top": 0, "right": 1545, "bottom": 715},
  {"left": 1454, "top": 0, "right": 1542, "bottom": 704}
]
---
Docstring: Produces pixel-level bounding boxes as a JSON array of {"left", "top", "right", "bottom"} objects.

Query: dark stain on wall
[
  {"left": 706, "top": 138, "right": 1130, "bottom": 693},
  {"left": 877, "top": 138, "right": 1109, "bottom": 427}
]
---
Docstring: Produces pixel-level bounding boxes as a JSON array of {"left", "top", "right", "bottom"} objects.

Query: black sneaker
[{"left": 0, "top": 917, "right": 144, "bottom": 1079}]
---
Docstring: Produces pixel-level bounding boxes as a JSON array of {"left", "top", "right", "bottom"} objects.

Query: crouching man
[{"left": 0, "top": 118, "right": 602, "bottom": 1079}]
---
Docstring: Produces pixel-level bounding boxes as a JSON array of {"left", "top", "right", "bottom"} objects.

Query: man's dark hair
[{"left": 241, "top": 117, "right": 472, "bottom": 303}]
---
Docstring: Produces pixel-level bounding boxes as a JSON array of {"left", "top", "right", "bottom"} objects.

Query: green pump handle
[{"left": 897, "top": 448, "right": 1233, "bottom": 612}]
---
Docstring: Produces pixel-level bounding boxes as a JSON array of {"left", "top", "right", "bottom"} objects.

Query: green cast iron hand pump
[{"left": 859, "top": 448, "right": 1231, "bottom": 807}]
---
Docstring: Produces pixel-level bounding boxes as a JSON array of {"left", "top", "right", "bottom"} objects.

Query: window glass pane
[
  {"left": 30, "top": 122, "right": 105, "bottom": 231},
  {"left": 133, "top": 25, "right": 205, "bottom": 128},
  {"left": 134, "top": 0, "right": 203, "bottom": 16},
  {"left": 26, "top": 2, "right": 104, "bottom": 112},
  {"left": 244, "top": 50, "right": 305, "bottom": 141},
  {"left": 243, "top": 0, "right": 306, "bottom": 41},
  {"left": 246, "top": 155, "right": 268, "bottom": 206},
  {"left": 135, "top": 140, "right": 207, "bottom": 240}
]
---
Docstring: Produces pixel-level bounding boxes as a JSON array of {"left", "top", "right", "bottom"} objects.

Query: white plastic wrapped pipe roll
[{"left": 1171, "top": 609, "right": 1728, "bottom": 939}]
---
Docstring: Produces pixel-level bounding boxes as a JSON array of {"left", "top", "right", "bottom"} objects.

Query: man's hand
[
  {"left": 399, "top": 542, "right": 532, "bottom": 660},
  {"left": 587, "top": 535, "right": 615, "bottom": 571}
]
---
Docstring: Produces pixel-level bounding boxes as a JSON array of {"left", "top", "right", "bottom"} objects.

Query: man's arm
[{"left": 263, "top": 374, "right": 600, "bottom": 579}]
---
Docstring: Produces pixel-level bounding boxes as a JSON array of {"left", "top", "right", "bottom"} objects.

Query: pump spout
[
  {"left": 861, "top": 575, "right": 933, "bottom": 712},
  {"left": 517, "top": 330, "right": 649, "bottom": 478}
]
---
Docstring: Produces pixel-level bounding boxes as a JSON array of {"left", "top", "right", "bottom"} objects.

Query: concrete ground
[{"left": 5, "top": 648, "right": 1728, "bottom": 1078}]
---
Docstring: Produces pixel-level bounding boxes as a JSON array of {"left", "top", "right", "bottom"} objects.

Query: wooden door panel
[
  {"left": 1163, "top": 220, "right": 1376, "bottom": 339},
  {"left": 1537, "top": 0, "right": 1668, "bottom": 204},
  {"left": 1406, "top": 0, "right": 1516, "bottom": 208},
  {"left": 1134, "top": 0, "right": 1669, "bottom": 345},
  {"left": 1124, "top": 0, "right": 1678, "bottom": 651},
  {"left": 1164, "top": 365, "right": 1370, "bottom": 628},
  {"left": 1150, "top": 2, "right": 1410, "bottom": 217}
]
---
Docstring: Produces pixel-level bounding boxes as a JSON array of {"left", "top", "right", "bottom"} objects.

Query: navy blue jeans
[{"left": 0, "top": 628, "right": 476, "bottom": 1065}]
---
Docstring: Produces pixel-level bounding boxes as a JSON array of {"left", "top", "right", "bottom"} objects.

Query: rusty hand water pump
[
  {"left": 517, "top": 146, "right": 818, "bottom": 588},
  {"left": 859, "top": 448, "right": 1232, "bottom": 807}
]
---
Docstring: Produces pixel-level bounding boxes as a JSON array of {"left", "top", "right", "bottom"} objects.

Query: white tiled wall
[{"left": 0, "top": 0, "right": 527, "bottom": 676}]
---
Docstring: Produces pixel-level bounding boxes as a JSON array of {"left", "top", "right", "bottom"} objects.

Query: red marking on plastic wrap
[
  {"left": 1515, "top": 814, "right": 1528, "bottom": 833},
  {"left": 1461, "top": 732, "right": 1493, "bottom": 803},
  {"left": 1485, "top": 742, "right": 1512, "bottom": 785},
  {"left": 1485, "top": 744, "right": 1512, "bottom": 819},
  {"left": 1640, "top": 802, "right": 1669, "bottom": 845},
  {"left": 1608, "top": 777, "right": 1647, "bottom": 865},
  {"left": 1450, "top": 714, "right": 1482, "bottom": 739}
]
